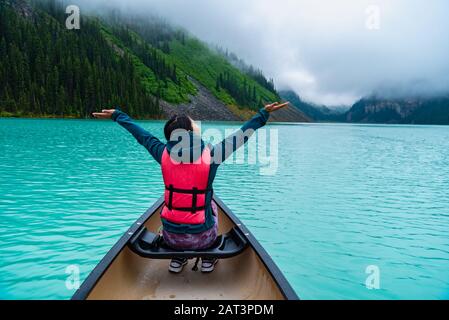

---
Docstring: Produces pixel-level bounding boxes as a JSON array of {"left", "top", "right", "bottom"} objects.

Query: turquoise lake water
[{"left": 0, "top": 118, "right": 448, "bottom": 299}]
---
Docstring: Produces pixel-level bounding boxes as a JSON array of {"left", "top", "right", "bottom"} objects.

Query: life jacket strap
[
  {"left": 166, "top": 205, "right": 207, "bottom": 212},
  {"left": 165, "top": 185, "right": 212, "bottom": 194},
  {"left": 168, "top": 184, "right": 174, "bottom": 210},
  {"left": 165, "top": 185, "right": 212, "bottom": 214},
  {"left": 192, "top": 187, "right": 198, "bottom": 214}
]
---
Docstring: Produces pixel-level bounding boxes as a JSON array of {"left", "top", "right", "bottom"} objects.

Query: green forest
[{"left": 0, "top": 0, "right": 279, "bottom": 119}]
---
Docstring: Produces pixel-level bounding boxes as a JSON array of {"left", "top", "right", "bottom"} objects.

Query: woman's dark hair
[{"left": 164, "top": 114, "right": 193, "bottom": 140}]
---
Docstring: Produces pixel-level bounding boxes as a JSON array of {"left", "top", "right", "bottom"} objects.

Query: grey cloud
[{"left": 75, "top": 0, "right": 449, "bottom": 106}]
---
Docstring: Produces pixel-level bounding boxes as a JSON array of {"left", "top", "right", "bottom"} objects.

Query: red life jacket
[{"left": 160, "top": 146, "right": 212, "bottom": 225}]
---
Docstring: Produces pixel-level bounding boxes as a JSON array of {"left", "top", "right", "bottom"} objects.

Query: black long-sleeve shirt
[{"left": 112, "top": 109, "right": 270, "bottom": 233}]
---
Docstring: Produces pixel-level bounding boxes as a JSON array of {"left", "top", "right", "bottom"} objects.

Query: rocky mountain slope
[{"left": 344, "top": 96, "right": 449, "bottom": 125}]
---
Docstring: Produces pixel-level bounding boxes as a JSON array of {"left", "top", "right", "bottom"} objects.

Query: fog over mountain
[{"left": 75, "top": 0, "right": 449, "bottom": 106}]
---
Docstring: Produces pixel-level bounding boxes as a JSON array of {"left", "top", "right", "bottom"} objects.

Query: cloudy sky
[{"left": 80, "top": 0, "right": 449, "bottom": 106}]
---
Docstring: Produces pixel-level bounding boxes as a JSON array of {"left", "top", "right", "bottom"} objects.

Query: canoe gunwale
[
  {"left": 212, "top": 197, "right": 299, "bottom": 300},
  {"left": 72, "top": 196, "right": 299, "bottom": 300}
]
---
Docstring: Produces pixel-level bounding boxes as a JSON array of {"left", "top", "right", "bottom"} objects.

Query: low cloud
[{"left": 76, "top": 0, "right": 449, "bottom": 106}]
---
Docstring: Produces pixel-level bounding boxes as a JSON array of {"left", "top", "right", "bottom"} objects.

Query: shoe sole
[
  {"left": 169, "top": 260, "right": 188, "bottom": 273},
  {"left": 201, "top": 260, "right": 218, "bottom": 273}
]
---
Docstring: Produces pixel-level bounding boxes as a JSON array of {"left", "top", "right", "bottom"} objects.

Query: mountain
[
  {"left": 0, "top": 0, "right": 307, "bottom": 122},
  {"left": 281, "top": 89, "right": 449, "bottom": 125},
  {"left": 0, "top": 0, "right": 161, "bottom": 118},
  {"left": 279, "top": 90, "right": 345, "bottom": 121},
  {"left": 344, "top": 96, "right": 449, "bottom": 125},
  {"left": 6, "top": 0, "right": 445, "bottom": 125}
]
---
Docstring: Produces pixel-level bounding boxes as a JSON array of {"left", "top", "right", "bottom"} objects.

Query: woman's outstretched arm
[
  {"left": 92, "top": 109, "right": 165, "bottom": 164},
  {"left": 211, "top": 102, "right": 289, "bottom": 165}
]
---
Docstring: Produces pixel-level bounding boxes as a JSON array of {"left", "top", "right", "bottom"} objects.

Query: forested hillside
[
  {"left": 0, "top": 0, "right": 280, "bottom": 119},
  {"left": 0, "top": 0, "right": 162, "bottom": 117}
]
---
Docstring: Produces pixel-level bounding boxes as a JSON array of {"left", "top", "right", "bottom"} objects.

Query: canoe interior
[{"left": 86, "top": 203, "right": 285, "bottom": 300}]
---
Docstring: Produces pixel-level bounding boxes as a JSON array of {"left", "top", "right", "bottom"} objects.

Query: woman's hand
[
  {"left": 264, "top": 101, "right": 289, "bottom": 113},
  {"left": 92, "top": 109, "right": 116, "bottom": 119}
]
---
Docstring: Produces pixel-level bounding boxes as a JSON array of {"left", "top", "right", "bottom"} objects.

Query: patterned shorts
[{"left": 162, "top": 201, "right": 219, "bottom": 250}]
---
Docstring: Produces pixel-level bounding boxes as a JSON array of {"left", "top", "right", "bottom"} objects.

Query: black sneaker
[
  {"left": 201, "top": 258, "right": 218, "bottom": 273},
  {"left": 169, "top": 258, "right": 188, "bottom": 273}
]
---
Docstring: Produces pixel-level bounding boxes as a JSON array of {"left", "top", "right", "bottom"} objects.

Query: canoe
[{"left": 72, "top": 196, "right": 298, "bottom": 300}]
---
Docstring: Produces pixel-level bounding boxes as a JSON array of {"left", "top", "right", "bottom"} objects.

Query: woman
[{"left": 92, "top": 101, "right": 288, "bottom": 273}]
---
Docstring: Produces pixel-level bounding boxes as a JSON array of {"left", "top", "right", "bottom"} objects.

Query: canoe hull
[{"left": 72, "top": 196, "right": 298, "bottom": 300}]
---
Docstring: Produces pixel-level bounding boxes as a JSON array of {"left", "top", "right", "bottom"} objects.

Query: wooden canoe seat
[{"left": 128, "top": 226, "right": 248, "bottom": 259}]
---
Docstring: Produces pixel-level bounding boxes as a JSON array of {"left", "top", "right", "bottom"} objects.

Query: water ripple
[{"left": 0, "top": 119, "right": 449, "bottom": 299}]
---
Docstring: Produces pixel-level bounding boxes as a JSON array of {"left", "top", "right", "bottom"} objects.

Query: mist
[{"left": 74, "top": 0, "right": 449, "bottom": 106}]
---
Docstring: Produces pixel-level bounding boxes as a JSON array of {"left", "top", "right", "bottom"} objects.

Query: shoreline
[
  {"left": 1, "top": 114, "right": 448, "bottom": 126},
  {"left": 0, "top": 113, "right": 165, "bottom": 121}
]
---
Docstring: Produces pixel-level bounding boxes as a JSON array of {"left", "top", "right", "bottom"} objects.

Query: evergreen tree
[
  {"left": 216, "top": 71, "right": 259, "bottom": 108},
  {"left": 0, "top": 0, "right": 162, "bottom": 118}
]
